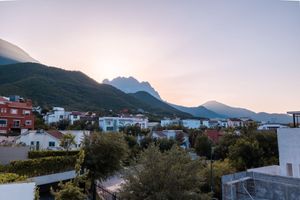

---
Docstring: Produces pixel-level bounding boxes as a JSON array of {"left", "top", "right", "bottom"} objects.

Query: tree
[
  {"left": 53, "top": 182, "right": 86, "bottom": 200},
  {"left": 119, "top": 145, "right": 210, "bottom": 200},
  {"left": 156, "top": 138, "right": 176, "bottom": 152},
  {"left": 201, "top": 159, "right": 236, "bottom": 199},
  {"left": 188, "top": 129, "right": 202, "bottom": 148},
  {"left": 83, "top": 132, "right": 128, "bottom": 200},
  {"left": 60, "top": 133, "right": 76, "bottom": 151},
  {"left": 228, "top": 138, "right": 263, "bottom": 171},
  {"left": 214, "top": 133, "right": 239, "bottom": 160},
  {"left": 83, "top": 132, "right": 128, "bottom": 181},
  {"left": 194, "top": 135, "right": 212, "bottom": 158}
]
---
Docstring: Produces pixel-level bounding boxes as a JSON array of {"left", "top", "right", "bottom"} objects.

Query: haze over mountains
[
  {"left": 0, "top": 39, "right": 37, "bottom": 65},
  {"left": 0, "top": 38, "right": 292, "bottom": 123}
]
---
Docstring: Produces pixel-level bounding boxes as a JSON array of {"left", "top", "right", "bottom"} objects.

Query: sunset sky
[{"left": 0, "top": 0, "right": 300, "bottom": 113}]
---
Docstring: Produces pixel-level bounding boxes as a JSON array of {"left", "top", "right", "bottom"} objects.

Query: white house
[
  {"left": 152, "top": 130, "right": 190, "bottom": 149},
  {"left": 218, "top": 120, "right": 228, "bottom": 128},
  {"left": 258, "top": 123, "right": 288, "bottom": 131},
  {"left": 160, "top": 118, "right": 181, "bottom": 127},
  {"left": 17, "top": 130, "right": 89, "bottom": 150},
  {"left": 69, "top": 111, "right": 85, "bottom": 125},
  {"left": 182, "top": 119, "right": 201, "bottom": 129},
  {"left": 227, "top": 118, "right": 243, "bottom": 128},
  {"left": 43, "top": 107, "right": 70, "bottom": 124},
  {"left": 99, "top": 116, "right": 148, "bottom": 132},
  {"left": 16, "top": 130, "right": 63, "bottom": 150}
]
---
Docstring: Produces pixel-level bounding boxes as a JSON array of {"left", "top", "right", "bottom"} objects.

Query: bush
[
  {"left": 28, "top": 150, "right": 79, "bottom": 159},
  {"left": 0, "top": 173, "right": 27, "bottom": 184},
  {"left": 8, "top": 156, "right": 77, "bottom": 177}
]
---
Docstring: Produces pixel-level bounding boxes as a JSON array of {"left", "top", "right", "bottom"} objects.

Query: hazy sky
[{"left": 0, "top": 0, "right": 300, "bottom": 113}]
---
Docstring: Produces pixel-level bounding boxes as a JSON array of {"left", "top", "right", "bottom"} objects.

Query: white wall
[
  {"left": 182, "top": 119, "right": 200, "bottom": 129},
  {"left": 0, "top": 182, "right": 35, "bottom": 200},
  {"left": 17, "top": 131, "right": 60, "bottom": 150},
  {"left": 278, "top": 128, "right": 300, "bottom": 178}
]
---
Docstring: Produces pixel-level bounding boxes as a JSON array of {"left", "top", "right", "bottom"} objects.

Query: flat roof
[{"left": 287, "top": 111, "right": 300, "bottom": 115}]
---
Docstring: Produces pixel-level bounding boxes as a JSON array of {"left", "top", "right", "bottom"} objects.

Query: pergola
[{"left": 287, "top": 111, "right": 300, "bottom": 127}]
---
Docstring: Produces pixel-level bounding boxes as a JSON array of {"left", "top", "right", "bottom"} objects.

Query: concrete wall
[
  {"left": 0, "top": 182, "right": 35, "bottom": 200},
  {"left": 32, "top": 170, "right": 75, "bottom": 185},
  {"left": 278, "top": 128, "right": 300, "bottom": 178},
  {"left": 222, "top": 171, "right": 300, "bottom": 200},
  {"left": 0, "top": 146, "right": 29, "bottom": 165}
]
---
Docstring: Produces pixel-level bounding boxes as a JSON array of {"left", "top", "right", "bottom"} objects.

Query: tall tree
[
  {"left": 119, "top": 145, "right": 210, "bottom": 200},
  {"left": 194, "top": 135, "right": 213, "bottom": 158}
]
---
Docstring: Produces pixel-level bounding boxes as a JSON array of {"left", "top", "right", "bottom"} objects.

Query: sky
[{"left": 0, "top": 0, "right": 300, "bottom": 113}]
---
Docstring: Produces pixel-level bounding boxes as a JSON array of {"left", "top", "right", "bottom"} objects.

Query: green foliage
[
  {"left": 28, "top": 150, "right": 79, "bottom": 159},
  {"left": 119, "top": 145, "right": 210, "bottom": 200},
  {"left": 0, "top": 173, "right": 27, "bottom": 184},
  {"left": 156, "top": 138, "right": 176, "bottom": 152},
  {"left": 228, "top": 138, "right": 263, "bottom": 171},
  {"left": 139, "top": 136, "right": 153, "bottom": 149},
  {"left": 194, "top": 135, "right": 213, "bottom": 158},
  {"left": 52, "top": 181, "right": 86, "bottom": 200},
  {"left": 0, "top": 63, "right": 191, "bottom": 117},
  {"left": 83, "top": 132, "right": 128, "bottom": 181},
  {"left": 7, "top": 156, "right": 76, "bottom": 177},
  {"left": 214, "top": 133, "right": 239, "bottom": 160},
  {"left": 201, "top": 159, "right": 236, "bottom": 199},
  {"left": 188, "top": 129, "right": 203, "bottom": 148}
]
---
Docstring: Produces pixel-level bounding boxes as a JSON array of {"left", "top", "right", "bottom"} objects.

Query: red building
[
  {"left": 0, "top": 96, "right": 34, "bottom": 134},
  {"left": 205, "top": 130, "right": 224, "bottom": 144}
]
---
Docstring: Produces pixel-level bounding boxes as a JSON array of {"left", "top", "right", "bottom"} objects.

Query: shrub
[
  {"left": 28, "top": 150, "right": 79, "bottom": 159},
  {"left": 8, "top": 156, "right": 77, "bottom": 177},
  {"left": 0, "top": 173, "right": 27, "bottom": 184}
]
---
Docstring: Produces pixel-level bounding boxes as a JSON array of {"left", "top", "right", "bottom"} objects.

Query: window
[
  {"left": 287, "top": 163, "right": 293, "bottom": 176},
  {"left": 0, "top": 108, "right": 7, "bottom": 113},
  {"left": 10, "top": 109, "right": 18, "bottom": 114},
  {"left": 30, "top": 141, "right": 34, "bottom": 146},
  {"left": 23, "top": 110, "right": 31, "bottom": 115},
  {"left": 13, "top": 120, "right": 20, "bottom": 128},
  {"left": 49, "top": 141, "right": 55, "bottom": 147},
  {"left": 25, "top": 120, "right": 32, "bottom": 126},
  {"left": 0, "top": 119, "right": 7, "bottom": 127}
]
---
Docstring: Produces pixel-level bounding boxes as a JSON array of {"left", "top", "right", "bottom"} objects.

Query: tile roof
[{"left": 47, "top": 130, "right": 64, "bottom": 140}]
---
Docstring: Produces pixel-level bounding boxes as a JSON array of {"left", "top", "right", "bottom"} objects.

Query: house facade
[
  {"left": 160, "top": 118, "right": 181, "bottom": 127},
  {"left": 0, "top": 96, "right": 34, "bottom": 134},
  {"left": 43, "top": 107, "right": 70, "bottom": 124},
  {"left": 99, "top": 116, "right": 148, "bottom": 132},
  {"left": 152, "top": 130, "right": 190, "bottom": 149},
  {"left": 182, "top": 119, "right": 201, "bottom": 129}
]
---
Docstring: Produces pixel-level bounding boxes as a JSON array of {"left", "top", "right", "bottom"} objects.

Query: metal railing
[{"left": 95, "top": 182, "right": 120, "bottom": 200}]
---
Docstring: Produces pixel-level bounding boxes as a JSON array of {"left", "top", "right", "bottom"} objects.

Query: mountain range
[
  {"left": 0, "top": 38, "right": 292, "bottom": 123},
  {"left": 103, "top": 77, "right": 292, "bottom": 123}
]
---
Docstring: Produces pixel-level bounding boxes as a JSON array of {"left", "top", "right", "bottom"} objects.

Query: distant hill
[
  {"left": 130, "top": 91, "right": 192, "bottom": 118},
  {"left": 0, "top": 63, "right": 190, "bottom": 118},
  {"left": 169, "top": 103, "right": 225, "bottom": 119},
  {"left": 202, "top": 100, "right": 292, "bottom": 123},
  {"left": 0, "top": 39, "right": 37, "bottom": 65},
  {"left": 103, "top": 76, "right": 162, "bottom": 100}
]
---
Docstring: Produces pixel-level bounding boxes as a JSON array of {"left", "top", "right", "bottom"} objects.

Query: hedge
[
  {"left": 7, "top": 156, "right": 77, "bottom": 177},
  {"left": 28, "top": 150, "right": 79, "bottom": 159},
  {"left": 0, "top": 173, "right": 27, "bottom": 184}
]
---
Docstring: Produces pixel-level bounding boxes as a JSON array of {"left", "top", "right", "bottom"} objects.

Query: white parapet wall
[
  {"left": 0, "top": 182, "right": 35, "bottom": 200},
  {"left": 32, "top": 170, "right": 76, "bottom": 185},
  {"left": 278, "top": 128, "right": 300, "bottom": 178}
]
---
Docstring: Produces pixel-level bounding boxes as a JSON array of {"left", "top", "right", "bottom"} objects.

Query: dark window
[{"left": 49, "top": 141, "right": 55, "bottom": 147}]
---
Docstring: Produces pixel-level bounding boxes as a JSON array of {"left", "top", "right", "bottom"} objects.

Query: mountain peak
[
  {"left": 102, "top": 76, "right": 162, "bottom": 100},
  {"left": 0, "top": 38, "right": 38, "bottom": 65}
]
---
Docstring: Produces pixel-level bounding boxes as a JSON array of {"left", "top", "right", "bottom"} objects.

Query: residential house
[
  {"left": 0, "top": 96, "right": 34, "bottom": 134},
  {"left": 205, "top": 130, "right": 224, "bottom": 143},
  {"left": 227, "top": 118, "right": 243, "bottom": 128},
  {"left": 17, "top": 130, "right": 63, "bottom": 150},
  {"left": 182, "top": 119, "right": 201, "bottom": 129},
  {"left": 152, "top": 130, "right": 190, "bottom": 149},
  {"left": 218, "top": 120, "right": 228, "bottom": 128},
  {"left": 99, "top": 116, "right": 148, "bottom": 132},
  {"left": 258, "top": 123, "right": 288, "bottom": 131},
  {"left": 69, "top": 111, "right": 85, "bottom": 125},
  {"left": 200, "top": 118, "right": 210, "bottom": 128},
  {"left": 209, "top": 119, "right": 219, "bottom": 128},
  {"left": 160, "top": 118, "right": 181, "bottom": 127},
  {"left": 43, "top": 107, "right": 70, "bottom": 124}
]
